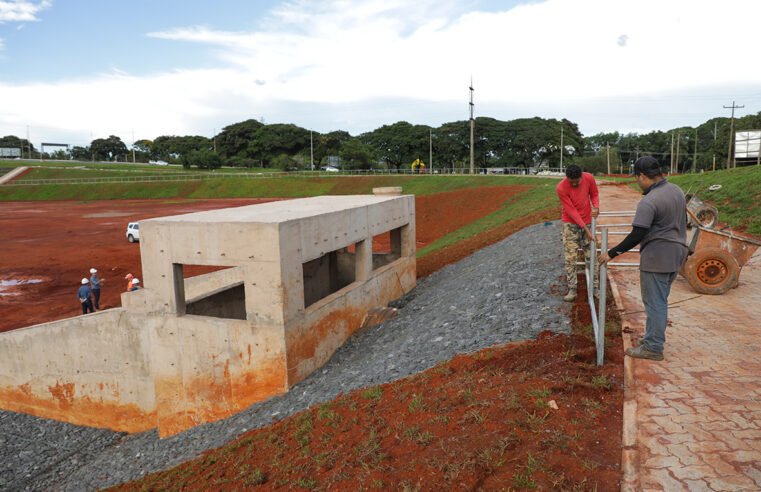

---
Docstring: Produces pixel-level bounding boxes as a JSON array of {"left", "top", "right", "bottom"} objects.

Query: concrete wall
[
  {"left": 0, "top": 309, "right": 156, "bottom": 433},
  {"left": 0, "top": 195, "right": 415, "bottom": 437}
]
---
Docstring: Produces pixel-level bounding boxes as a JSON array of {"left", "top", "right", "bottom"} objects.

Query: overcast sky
[{"left": 1, "top": 0, "right": 761, "bottom": 147}]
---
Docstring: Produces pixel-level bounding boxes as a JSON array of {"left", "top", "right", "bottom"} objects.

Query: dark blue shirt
[
  {"left": 90, "top": 275, "right": 101, "bottom": 289},
  {"left": 77, "top": 285, "right": 92, "bottom": 301}
]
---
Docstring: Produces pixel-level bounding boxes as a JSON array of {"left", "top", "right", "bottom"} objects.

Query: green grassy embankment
[
  {"left": 669, "top": 166, "right": 761, "bottom": 235},
  {"left": 0, "top": 175, "right": 551, "bottom": 201}
]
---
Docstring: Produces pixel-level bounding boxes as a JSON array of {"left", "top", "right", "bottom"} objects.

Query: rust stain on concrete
[
  {"left": 48, "top": 381, "right": 75, "bottom": 409},
  {"left": 0, "top": 384, "right": 155, "bottom": 433},
  {"left": 156, "top": 354, "right": 287, "bottom": 437},
  {"left": 286, "top": 307, "right": 365, "bottom": 385}
]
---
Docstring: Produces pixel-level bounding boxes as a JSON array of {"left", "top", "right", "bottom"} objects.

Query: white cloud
[
  {"left": 0, "top": 0, "right": 51, "bottom": 22},
  {"left": 2, "top": 0, "right": 761, "bottom": 144}
]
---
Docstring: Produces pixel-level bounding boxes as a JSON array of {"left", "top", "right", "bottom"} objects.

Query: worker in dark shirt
[
  {"left": 77, "top": 278, "right": 94, "bottom": 314},
  {"left": 599, "top": 156, "right": 687, "bottom": 361}
]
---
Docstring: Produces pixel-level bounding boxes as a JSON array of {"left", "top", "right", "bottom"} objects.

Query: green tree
[
  {"left": 247, "top": 124, "right": 310, "bottom": 167},
  {"left": 433, "top": 121, "right": 469, "bottom": 169},
  {"left": 152, "top": 135, "right": 211, "bottom": 162},
  {"left": 91, "top": 135, "right": 128, "bottom": 161},
  {"left": 361, "top": 121, "right": 429, "bottom": 170},
  {"left": 132, "top": 139, "right": 153, "bottom": 162},
  {"left": 340, "top": 138, "right": 375, "bottom": 169},
  {"left": 70, "top": 146, "right": 90, "bottom": 161},
  {"left": 181, "top": 149, "right": 222, "bottom": 169},
  {"left": 215, "top": 119, "right": 265, "bottom": 159},
  {"left": 314, "top": 130, "right": 351, "bottom": 167},
  {"left": 271, "top": 153, "right": 300, "bottom": 171}
]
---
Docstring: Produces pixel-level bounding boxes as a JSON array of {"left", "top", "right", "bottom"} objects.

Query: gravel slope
[{"left": 0, "top": 220, "right": 569, "bottom": 491}]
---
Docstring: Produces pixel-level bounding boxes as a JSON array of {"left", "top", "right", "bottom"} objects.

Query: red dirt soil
[
  {"left": 112, "top": 321, "right": 623, "bottom": 491},
  {"left": 0, "top": 186, "right": 528, "bottom": 332}
]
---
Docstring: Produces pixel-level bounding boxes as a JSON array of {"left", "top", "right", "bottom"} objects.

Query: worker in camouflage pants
[
  {"left": 556, "top": 165, "right": 600, "bottom": 301},
  {"left": 562, "top": 223, "right": 597, "bottom": 298}
]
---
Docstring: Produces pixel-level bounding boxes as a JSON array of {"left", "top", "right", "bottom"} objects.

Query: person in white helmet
[
  {"left": 89, "top": 268, "right": 104, "bottom": 310},
  {"left": 77, "top": 278, "right": 94, "bottom": 314},
  {"left": 129, "top": 278, "right": 141, "bottom": 292}
]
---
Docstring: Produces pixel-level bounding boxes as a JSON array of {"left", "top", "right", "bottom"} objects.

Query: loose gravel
[{"left": 1, "top": 220, "right": 569, "bottom": 491}]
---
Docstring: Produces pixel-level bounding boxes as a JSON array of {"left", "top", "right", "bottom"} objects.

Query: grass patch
[
  {"left": 361, "top": 386, "right": 383, "bottom": 400},
  {"left": 670, "top": 166, "right": 761, "bottom": 235}
]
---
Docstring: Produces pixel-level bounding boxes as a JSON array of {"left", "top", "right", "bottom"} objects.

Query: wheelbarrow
[
  {"left": 685, "top": 194, "right": 719, "bottom": 229},
  {"left": 680, "top": 220, "right": 761, "bottom": 295}
]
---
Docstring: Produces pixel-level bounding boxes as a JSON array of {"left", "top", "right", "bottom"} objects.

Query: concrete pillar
[{"left": 355, "top": 239, "right": 372, "bottom": 281}]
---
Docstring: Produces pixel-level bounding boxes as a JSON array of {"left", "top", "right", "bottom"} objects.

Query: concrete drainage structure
[{"left": 0, "top": 193, "right": 415, "bottom": 437}]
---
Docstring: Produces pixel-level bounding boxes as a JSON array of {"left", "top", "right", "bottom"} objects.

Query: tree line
[{"left": 2, "top": 111, "right": 760, "bottom": 172}]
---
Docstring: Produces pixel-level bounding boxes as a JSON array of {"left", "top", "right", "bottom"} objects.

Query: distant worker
[
  {"left": 89, "top": 268, "right": 103, "bottom": 310},
  {"left": 556, "top": 164, "right": 600, "bottom": 302},
  {"left": 77, "top": 278, "right": 94, "bottom": 314},
  {"left": 599, "top": 157, "right": 687, "bottom": 361},
  {"left": 124, "top": 273, "right": 134, "bottom": 292},
  {"left": 129, "top": 278, "right": 141, "bottom": 292}
]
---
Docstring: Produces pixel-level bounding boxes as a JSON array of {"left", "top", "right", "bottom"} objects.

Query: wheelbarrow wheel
[{"left": 682, "top": 247, "right": 740, "bottom": 295}]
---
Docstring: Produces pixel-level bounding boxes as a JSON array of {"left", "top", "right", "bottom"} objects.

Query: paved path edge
[{"left": 607, "top": 271, "right": 640, "bottom": 491}]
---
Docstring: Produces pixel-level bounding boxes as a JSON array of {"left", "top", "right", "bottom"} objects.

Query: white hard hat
[
  {"left": 132, "top": 278, "right": 140, "bottom": 284},
  {"left": 90, "top": 268, "right": 97, "bottom": 274},
  {"left": 81, "top": 278, "right": 89, "bottom": 284}
]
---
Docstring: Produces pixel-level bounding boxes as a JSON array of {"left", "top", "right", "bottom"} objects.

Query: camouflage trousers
[{"left": 562, "top": 222, "right": 598, "bottom": 291}]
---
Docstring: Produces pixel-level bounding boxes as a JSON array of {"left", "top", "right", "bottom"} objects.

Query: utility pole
[
  {"left": 691, "top": 128, "right": 697, "bottom": 173},
  {"left": 132, "top": 129, "right": 136, "bottom": 164},
  {"left": 606, "top": 142, "right": 611, "bottom": 175},
  {"left": 469, "top": 77, "right": 475, "bottom": 174},
  {"left": 713, "top": 121, "right": 717, "bottom": 171},
  {"left": 429, "top": 128, "right": 433, "bottom": 175},
  {"left": 559, "top": 126, "right": 564, "bottom": 172},
  {"left": 670, "top": 132, "right": 675, "bottom": 174},
  {"left": 675, "top": 132, "right": 680, "bottom": 174},
  {"left": 213, "top": 128, "right": 217, "bottom": 153},
  {"left": 310, "top": 131, "right": 314, "bottom": 170},
  {"left": 724, "top": 101, "right": 744, "bottom": 169}
]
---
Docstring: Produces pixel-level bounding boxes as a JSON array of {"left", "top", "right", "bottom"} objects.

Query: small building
[{"left": 0, "top": 192, "right": 415, "bottom": 436}]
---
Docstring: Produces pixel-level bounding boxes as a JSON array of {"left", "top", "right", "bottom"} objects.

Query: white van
[{"left": 126, "top": 222, "right": 140, "bottom": 243}]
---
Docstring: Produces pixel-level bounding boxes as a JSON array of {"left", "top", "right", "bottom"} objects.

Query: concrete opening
[
  {"left": 173, "top": 264, "right": 246, "bottom": 320},
  {"left": 372, "top": 226, "right": 404, "bottom": 270},
  {"left": 302, "top": 247, "right": 357, "bottom": 308}
]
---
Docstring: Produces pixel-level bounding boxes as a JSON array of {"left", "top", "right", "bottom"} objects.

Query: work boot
[
  {"left": 625, "top": 345, "right": 664, "bottom": 361},
  {"left": 563, "top": 288, "right": 577, "bottom": 302}
]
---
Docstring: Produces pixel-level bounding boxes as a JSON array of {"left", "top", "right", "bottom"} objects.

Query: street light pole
[
  {"left": 559, "top": 126, "right": 564, "bottom": 172},
  {"left": 469, "top": 77, "right": 474, "bottom": 174}
]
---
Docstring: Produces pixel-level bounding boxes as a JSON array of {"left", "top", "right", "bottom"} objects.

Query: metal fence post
[{"left": 597, "top": 228, "right": 608, "bottom": 366}]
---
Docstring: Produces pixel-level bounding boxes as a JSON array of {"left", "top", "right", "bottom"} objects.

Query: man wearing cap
[
  {"left": 599, "top": 156, "right": 688, "bottom": 361},
  {"left": 77, "top": 278, "right": 94, "bottom": 314},
  {"left": 89, "top": 268, "right": 103, "bottom": 310},
  {"left": 556, "top": 164, "right": 600, "bottom": 302}
]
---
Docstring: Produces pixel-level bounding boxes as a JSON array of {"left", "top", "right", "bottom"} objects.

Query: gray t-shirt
[{"left": 632, "top": 179, "right": 688, "bottom": 273}]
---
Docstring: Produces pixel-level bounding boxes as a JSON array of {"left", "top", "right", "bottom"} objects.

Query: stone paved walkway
[{"left": 597, "top": 182, "right": 761, "bottom": 491}]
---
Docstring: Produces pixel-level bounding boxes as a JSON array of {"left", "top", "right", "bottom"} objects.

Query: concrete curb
[
  {"left": 607, "top": 272, "right": 640, "bottom": 492},
  {"left": 0, "top": 166, "right": 29, "bottom": 185}
]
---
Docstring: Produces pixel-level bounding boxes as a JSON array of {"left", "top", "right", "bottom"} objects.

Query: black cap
[{"left": 632, "top": 156, "right": 662, "bottom": 177}]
